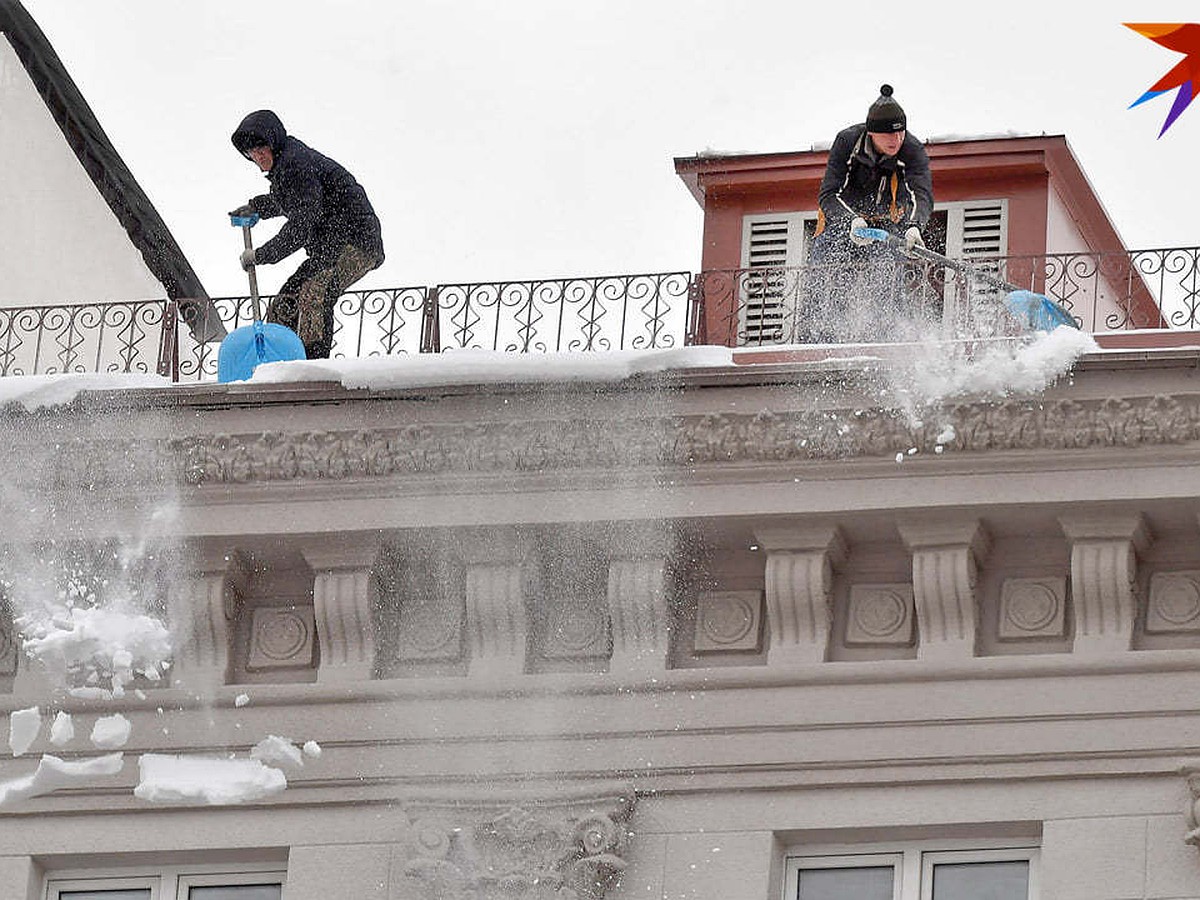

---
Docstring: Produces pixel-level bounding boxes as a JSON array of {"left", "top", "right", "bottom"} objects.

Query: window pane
[
  {"left": 797, "top": 866, "right": 894, "bottom": 900},
  {"left": 188, "top": 887, "right": 282, "bottom": 900},
  {"left": 932, "top": 860, "right": 1028, "bottom": 900},
  {"left": 62, "top": 892, "right": 152, "bottom": 900}
]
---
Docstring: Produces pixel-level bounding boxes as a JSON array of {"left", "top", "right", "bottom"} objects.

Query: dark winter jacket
[
  {"left": 232, "top": 110, "right": 384, "bottom": 267},
  {"left": 817, "top": 124, "right": 933, "bottom": 237}
]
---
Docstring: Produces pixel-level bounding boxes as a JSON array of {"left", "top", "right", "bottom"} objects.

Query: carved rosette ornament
[
  {"left": 395, "top": 794, "right": 634, "bottom": 900},
  {"left": 1184, "top": 766, "right": 1200, "bottom": 846}
]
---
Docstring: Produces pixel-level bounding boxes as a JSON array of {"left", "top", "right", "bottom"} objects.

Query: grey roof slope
[{"left": 0, "top": 0, "right": 225, "bottom": 340}]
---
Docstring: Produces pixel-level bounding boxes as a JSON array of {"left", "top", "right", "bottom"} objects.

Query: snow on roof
[
  {"left": 0, "top": 372, "right": 171, "bottom": 410},
  {"left": 692, "top": 130, "right": 1045, "bottom": 155},
  {"left": 244, "top": 345, "right": 735, "bottom": 390},
  {"left": 0, "top": 332, "right": 1112, "bottom": 412}
]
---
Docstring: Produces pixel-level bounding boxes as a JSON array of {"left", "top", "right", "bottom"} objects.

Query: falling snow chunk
[
  {"left": 250, "top": 735, "right": 304, "bottom": 769},
  {"left": 49, "top": 712, "right": 74, "bottom": 747},
  {"left": 0, "top": 753, "right": 124, "bottom": 805},
  {"left": 302, "top": 740, "right": 322, "bottom": 759},
  {"left": 234, "top": 693, "right": 250, "bottom": 708},
  {"left": 134, "top": 754, "right": 287, "bottom": 805},
  {"left": 9, "top": 706, "right": 41, "bottom": 757},
  {"left": 90, "top": 714, "right": 132, "bottom": 749},
  {"left": 21, "top": 602, "right": 172, "bottom": 695}
]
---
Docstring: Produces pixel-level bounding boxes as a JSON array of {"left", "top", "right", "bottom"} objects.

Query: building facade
[{"left": 1, "top": 342, "right": 1200, "bottom": 899}]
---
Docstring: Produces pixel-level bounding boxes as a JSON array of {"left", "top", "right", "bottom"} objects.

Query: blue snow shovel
[
  {"left": 853, "top": 226, "right": 1079, "bottom": 332},
  {"left": 216, "top": 213, "right": 307, "bottom": 382}
]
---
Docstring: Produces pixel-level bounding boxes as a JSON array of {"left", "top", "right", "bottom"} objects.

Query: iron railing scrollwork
[{"left": 4, "top": 247, "right": 1197, "bottom": 383}]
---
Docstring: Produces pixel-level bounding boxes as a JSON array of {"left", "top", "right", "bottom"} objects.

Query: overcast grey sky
[{"left": 18, "top": 0, "right": 1200, "bottom": 298}]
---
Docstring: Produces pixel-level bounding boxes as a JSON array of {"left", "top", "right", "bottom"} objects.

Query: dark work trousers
[{"left": 266, "top": 244, "right": 380, "bottom": 359}]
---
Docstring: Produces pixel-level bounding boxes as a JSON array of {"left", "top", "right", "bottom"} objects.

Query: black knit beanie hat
[{"left": 865, "top": 84, "right": 906, "bottom": 133}]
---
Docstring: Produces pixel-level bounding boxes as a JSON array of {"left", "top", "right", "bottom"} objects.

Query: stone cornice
[{"left": 166, "top": 392, "right": 1200, "bottom": 485}]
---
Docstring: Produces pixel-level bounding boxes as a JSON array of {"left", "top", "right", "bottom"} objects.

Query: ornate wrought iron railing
[
  {"left": 0, "top": 248, "right": 1195, "bottom": 382},
  {"left": 169, "top": 273, "right": 691, "bottom": 380},
  {"left": 0, "top": 299, "right": 171, "bottom": 378},
  {"left": 698, "top": 247, "right": 1179, "bottom": 347}
]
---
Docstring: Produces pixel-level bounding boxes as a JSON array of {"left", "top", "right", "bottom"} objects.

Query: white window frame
[
  {"left": 45, "top": 863, "right": 286, "bottom": 900},
  {"left": 784, "top": 851, "right": 903, "bottom": 900},
  {"left": 46, "top": 875, "right": 160, "bottom": 900},
  {"left": 919, "top": 847, "right": 1040, "bottom": 900},
  {"left": 784, "top": 840, "right": 1038, "bottom": 900}
]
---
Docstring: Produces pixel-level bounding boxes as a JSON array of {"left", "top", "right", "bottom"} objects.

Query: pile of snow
[
  {"left": 0, "top": 372, "right": 169, "bottom": 411},
  {"left": 134, "top": 753, "right": 287, "bottom": 805},
  {"left": 19, "top": 600, "right": 172, "bottom": 698},
  {"left": 0, "top": 753, "right": 123, "bottom": 805},
  {"left": 137, "top": 734, "right": 320, "bottom": 805},
  {"left": 244, "top": 346, "right": 734, "bottom": 390}
]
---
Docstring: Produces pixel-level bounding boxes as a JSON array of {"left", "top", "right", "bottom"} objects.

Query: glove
[
  {"left": 849, "top": 216, "right": 871, "bottom": 247},
  {"left": 904, "top": 226, "right": 925, "bottom": 252},
  {"left": 229, "top": 204, "right": 254, "bottom": 218},
  {"left": 239, "top": 248, "right": 257, "bottom": 271}
]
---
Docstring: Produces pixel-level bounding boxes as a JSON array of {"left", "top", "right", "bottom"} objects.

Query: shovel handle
[
  {"left": 854, "top": 226, "right": 1021, "bottom": 292},
  {"left": 241, "top": 224, "right": 263, "bottom": 322}
]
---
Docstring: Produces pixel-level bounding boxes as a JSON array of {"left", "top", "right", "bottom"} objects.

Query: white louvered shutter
[
  {"left": 943, "top": 200, "right": 1007, "bottom": 260},
  {"left": 739, "top": 213, "right": 815, "bottom": 344}
]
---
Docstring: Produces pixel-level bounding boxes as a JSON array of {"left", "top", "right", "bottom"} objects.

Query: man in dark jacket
[
  {"left": 805, "top": 85, "right": 934, "bottom": 343},
  {"left": 230, "top": 110, "right": 384, "bottom": 359}
]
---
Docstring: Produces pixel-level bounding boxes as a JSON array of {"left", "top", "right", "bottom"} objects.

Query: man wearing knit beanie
[{"left": 804, "top": 84, "right": 934, "bottom": 342}]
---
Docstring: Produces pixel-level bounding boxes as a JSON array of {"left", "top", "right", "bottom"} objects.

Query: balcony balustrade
[{"left": 0, "top": 247, "right": 1194, "bottom": 382}]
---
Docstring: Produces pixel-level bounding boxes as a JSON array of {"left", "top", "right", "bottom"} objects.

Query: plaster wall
[{"left": 0, "top": 37, "right": 161, "bottom": 306}]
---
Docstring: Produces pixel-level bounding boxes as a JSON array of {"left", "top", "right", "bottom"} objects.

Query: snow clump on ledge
[
  {"left": 134, "top": 754, "right": 287, "bottom": 805},
  {"left": 0, "top": 753, "right": 124, "bottom": 805}
]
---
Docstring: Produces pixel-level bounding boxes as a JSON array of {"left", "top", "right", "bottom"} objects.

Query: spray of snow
[
  {"left": 880, "top": 326, "right": 1098, "bottom": 433},
  {"left": 902, "top": 328, "right": 1099, "bottom": 405},
  {"left": 134, "top": 753, "right": 287, "bottom": 805},
  {"left": 0, "top": 753, "right": 123, "bottom": 805}
]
